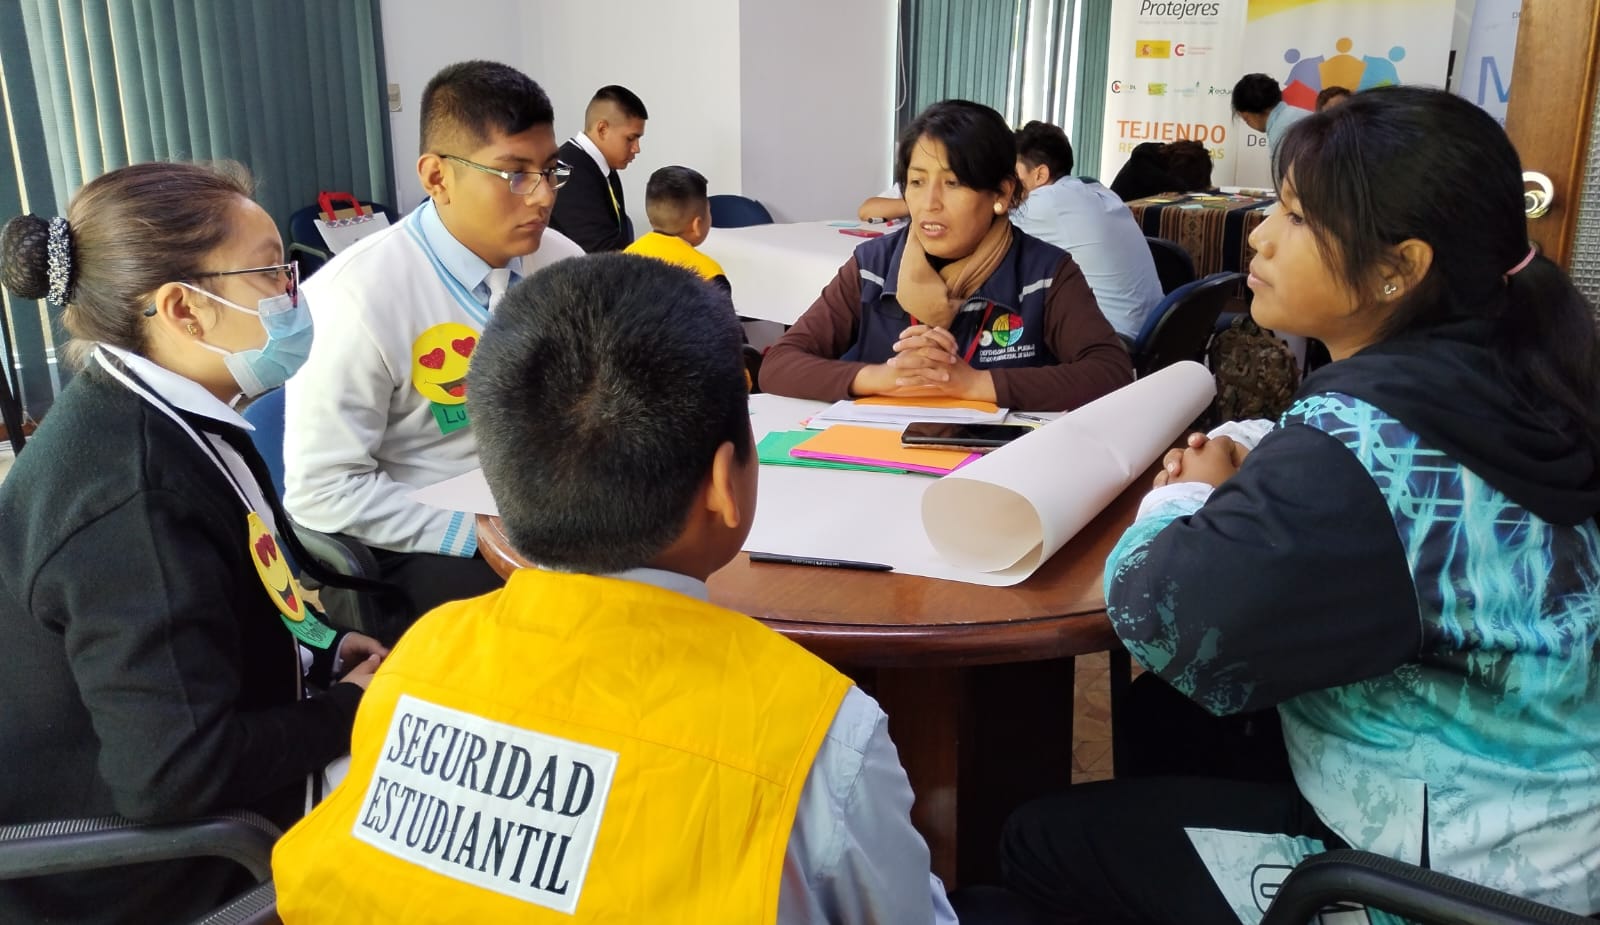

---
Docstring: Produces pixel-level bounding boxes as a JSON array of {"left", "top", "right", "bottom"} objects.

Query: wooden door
[{"left": 1505, "top": 0, "right": 1600, "bottom": 269}]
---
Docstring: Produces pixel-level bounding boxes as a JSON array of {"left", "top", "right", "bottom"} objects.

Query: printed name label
[{"left": 352, "top": 694, "right": 618, "bottom": 914}]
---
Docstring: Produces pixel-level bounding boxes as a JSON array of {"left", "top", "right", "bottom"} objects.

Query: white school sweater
[{"left": 283, "top": 202, "right": 581, "bottom": 556}]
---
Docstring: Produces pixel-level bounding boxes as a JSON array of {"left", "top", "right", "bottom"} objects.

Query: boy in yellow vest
[
  {"left": 623, "top": 165, "right": 731, "bottom": 293},
  {"left": 271, "top": 255, "right": 956, "bottom": 923}
]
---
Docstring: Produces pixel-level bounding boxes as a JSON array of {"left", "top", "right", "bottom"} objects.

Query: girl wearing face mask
[{"left": 0, "top": 162, "right": 386, "bottom": 925}]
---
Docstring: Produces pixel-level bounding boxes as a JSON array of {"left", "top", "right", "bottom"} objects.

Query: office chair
[
  {"left": 1260, "top": 849, "right": 1592, "bottom": 925},
  {"left": 709, "top": 195, "right": 774, "bottom": 229},
  {"left": 240, "top": 388, "right": 390, "bottom": 636},
  {"left": 286, "top": 199, "right": 397, "bottom": 278},
  {"left": 1146, "top": 236, "right": 1198, "bottom": 295},
  {"left": 0, "top": 810, "right": 282, "bottom": 925},
  {"left": 1128, "top": 272, "right": 1244, "bottom": 378}
]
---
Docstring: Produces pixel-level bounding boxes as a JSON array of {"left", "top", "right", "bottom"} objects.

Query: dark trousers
[
  {"left": 999, "top": 776, "right": 1345, "bottom": 925},
  {"left": 325, "top": 549, "right": 503, "bottom": 643},
  {"left": 984, "top": 673, "right": 1318, "bottom": 925}
]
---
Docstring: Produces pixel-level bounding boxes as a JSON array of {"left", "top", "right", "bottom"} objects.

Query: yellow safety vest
[
  {"left": 624, "top": 232, "right": 728, "bottom": 283},
  {"left": 273, "top": 569, "right": 849, "bottom": 923}
]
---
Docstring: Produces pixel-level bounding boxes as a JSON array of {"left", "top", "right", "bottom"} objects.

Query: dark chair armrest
[
  {"left": 188, "top": 880, "right": 281, "bottom": 925},
  {"left": 292, "top": 527, "right": 382, "bottom": 588},
  {"left": 0, "top": 810, "right": 281, "bottom": 883},
  {"left": 1260, "top": 849, "right": 1592, "bottom": 925}
]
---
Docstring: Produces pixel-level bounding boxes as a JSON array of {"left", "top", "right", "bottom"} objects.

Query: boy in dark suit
[{"left": 550, "top": 85, "right": 647, "bottom": 252}]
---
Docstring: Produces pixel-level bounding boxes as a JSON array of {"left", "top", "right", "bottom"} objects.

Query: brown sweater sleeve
[
  {"left": 758, "top": 256, "right": 869, "bottom": 401},
  {"left": 990, "top": 256, "right": 1135, "bottom": 411}
]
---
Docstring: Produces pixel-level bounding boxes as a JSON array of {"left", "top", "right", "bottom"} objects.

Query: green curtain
[
  {"left": 1070, "top": 0, "right": 1112, "bottom": 180},
  {"left": 897, "top": 0, "right": 1022, "bottom": 131},
  {"left": 0, "top": 0, "right": 393, "bottom": 418}
]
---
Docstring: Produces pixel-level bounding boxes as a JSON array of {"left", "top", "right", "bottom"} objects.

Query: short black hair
[
  {"left": 1231, "top": 74, "right": 1283, "bottom": 116},
  {"left": 895, "top": 100, "right": 1021, "bottom": 207},
  {"left": 644, "top": 166, "right": 709, "bottom": 233},
  {"left": 589, "top": 85, "right": 649, "bottom": 123},
  {"left": 470, "top": 254, "right": 751, "bottom": 574},
  {"left": 420, "top": 61, "right": 553, "bottom": 156},
  {"left": 1015, "top": 120, "right": 1074, "bottom": 182}
]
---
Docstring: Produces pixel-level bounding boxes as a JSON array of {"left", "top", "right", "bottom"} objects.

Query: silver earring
[{"left": 1382, "top": 283, "right": 1398, "bottom": 297}]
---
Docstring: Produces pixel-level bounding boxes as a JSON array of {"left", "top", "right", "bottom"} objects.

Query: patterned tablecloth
[{"left": 1127, "top": 193, "right": 1276, "bottom": 278}]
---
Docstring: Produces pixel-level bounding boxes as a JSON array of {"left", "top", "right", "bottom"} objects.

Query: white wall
[
  {"left": 378, "top": 0, "right": 527, "bottom": 212},
  {"left": 739, "top": 0, "right": 897, "bottom": 222},
  {"left": 377, "top": 0, "right": 896, "bottom": 227},
  {"left": 527, "top": 0, "right": 745, "bottom": 238}
]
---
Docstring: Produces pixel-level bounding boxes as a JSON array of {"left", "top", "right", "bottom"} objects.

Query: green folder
[{"left": 757, "top": 430, "right": 912, "bottom": 474}]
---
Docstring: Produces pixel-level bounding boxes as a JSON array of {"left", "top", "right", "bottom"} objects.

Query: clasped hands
[
  {"left": 850, "top": 324, "right": 997, "bottom": 401},
  {"left": 1153, "top": 431, "right": 1250, "bottom": 489}
]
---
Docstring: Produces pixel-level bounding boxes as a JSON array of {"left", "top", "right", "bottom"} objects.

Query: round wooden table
[{"left": 475, "top": 470, "right": 1147, "bottom": 887}]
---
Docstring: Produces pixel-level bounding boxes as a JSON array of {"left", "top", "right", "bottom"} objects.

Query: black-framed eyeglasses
[
  {"left": 143, "top": 261, "right": 299, "bottom": 316},
  {"left": 440, "top": 153, "right": 571, "bottom": 195}
]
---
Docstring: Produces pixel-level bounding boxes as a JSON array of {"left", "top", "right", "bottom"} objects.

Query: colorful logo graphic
[
  {"left": 247, "top": 512, "right": 305, "bottom": 622},
  {"left": 1282, "top": 38, "right": 1406, "bottom": 111},
  {"left": 1136, "top": 40, "right": 1172, "bottom": 59},
  {"left": 1148, "top": 83, "right": 1169, "bottom": 96},
  {"left": 411, "top": 322, "right": 479, "bottom": 406},
  {"left": 981, "top": 313, "right": 1026, "bottom": 349}
]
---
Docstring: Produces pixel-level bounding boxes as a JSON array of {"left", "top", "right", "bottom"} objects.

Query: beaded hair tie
[{"left": 46, "top": 216, "right": 73, "bottom": 306}]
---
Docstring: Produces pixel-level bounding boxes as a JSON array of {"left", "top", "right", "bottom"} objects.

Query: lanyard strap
[
  {"left": 94, "top": 348, "right": 259, "bottom": 513},
  {"left": 910, "top": 301, "right": 998, "bottom": 364}
]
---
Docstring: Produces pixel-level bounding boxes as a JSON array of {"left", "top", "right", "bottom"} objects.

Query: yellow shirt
[
  {"left": 273, "top": 568, "right": 849, "bottom": 923},
  {"left": 624, "top": 231, "right": 728, "bottom": 283}
]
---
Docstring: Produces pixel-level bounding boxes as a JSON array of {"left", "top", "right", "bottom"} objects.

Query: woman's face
[
  {"left": 195, "top": 197, "right": 292, "bottom": 356},
  {"left": 903, "top": 136, "right": 1007, "bottom": 260},
  {"left": 1246, "top": 178, "right": 1380, "bottom": 359}
]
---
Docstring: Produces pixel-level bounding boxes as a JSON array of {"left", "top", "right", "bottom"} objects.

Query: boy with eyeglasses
[{"left": 283, "top": 60, "right": 582, "bottom": 636}]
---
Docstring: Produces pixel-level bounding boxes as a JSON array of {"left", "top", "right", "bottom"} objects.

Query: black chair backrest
[
  {"left": 1146, "top": 236, "right": 1197, "bottom": 295},
  {"left": 709, "top": 195, "right": 774, "bottom": 229},
  {"left": 1133, "top": 271, "right": 1242, "bottom": 377}
]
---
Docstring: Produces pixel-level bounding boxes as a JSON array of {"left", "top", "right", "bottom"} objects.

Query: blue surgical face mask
[{"left": 184, "top": 284, "right": 314, "bottom": 398}]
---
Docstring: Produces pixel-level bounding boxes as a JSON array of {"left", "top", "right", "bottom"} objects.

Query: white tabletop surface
[{"left": 700, "top": 221, "right": 882, "bottom": 326}]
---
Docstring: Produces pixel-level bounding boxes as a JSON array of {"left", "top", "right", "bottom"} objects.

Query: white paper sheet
[
  {"left": 407, "top": 367, "right": 1215, "bottom": 587},
  {"left": 805, "top": 398, "right": 1010, "bottom": 431},
  {"left": 922, "top": 362, "right": 1216, "bottom": 577}
]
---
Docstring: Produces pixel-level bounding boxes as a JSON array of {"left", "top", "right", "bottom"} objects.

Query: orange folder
[{"left": 790, "top": 425, "right": 979, "bottom": 475}]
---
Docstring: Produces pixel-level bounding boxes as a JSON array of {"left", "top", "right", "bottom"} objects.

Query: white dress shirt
[{"left": 1011, "top": 177, "right": 1165, "bottom": 339}]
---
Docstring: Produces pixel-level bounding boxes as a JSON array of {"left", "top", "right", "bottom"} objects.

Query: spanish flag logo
[{"left": 1136, "top": 40, "right": 1172, "bottom": 59}]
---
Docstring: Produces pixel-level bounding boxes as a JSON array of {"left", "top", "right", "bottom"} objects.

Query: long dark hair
[{"left": 1276, "top": 85, "right": 1600, "bottom": 456}]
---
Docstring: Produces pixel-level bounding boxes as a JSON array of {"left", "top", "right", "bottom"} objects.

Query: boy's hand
[
  {"left": 338, "top": 632, "right": 389, "bottom": 666},
  {"left": 339, "top": 654, "right": 383, "bottom": 691}
]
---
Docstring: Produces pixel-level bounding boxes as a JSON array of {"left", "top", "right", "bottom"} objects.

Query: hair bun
[{"left": 1, "top": 213, "right": 53, "bottom": 301}]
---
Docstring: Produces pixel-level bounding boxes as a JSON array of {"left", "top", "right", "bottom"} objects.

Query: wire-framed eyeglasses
[{"left": 440, "top": 154, "right": 571, "bottom": 195}]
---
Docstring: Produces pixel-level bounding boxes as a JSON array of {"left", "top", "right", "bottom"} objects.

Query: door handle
[{"left": 1523, "top": 171, "right": 1554, "bottom": 218}]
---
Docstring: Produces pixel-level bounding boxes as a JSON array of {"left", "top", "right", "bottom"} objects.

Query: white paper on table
[
  {"left": 408, "top": 468, "right": 498, "bottom": 516},
  {"left": 921, "top": 361, "right": 1216, "bottom": 578},
  {"left": 806, "top": 399, "right": 1010, "bottom": 431}
]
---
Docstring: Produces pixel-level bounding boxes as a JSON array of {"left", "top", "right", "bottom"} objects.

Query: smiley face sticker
[
  {"left": 247, "top": 512, "right": 336, "bottom": 648},
  {"left": 412, "top": 323, "right": 479, "bottom": 434}
]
